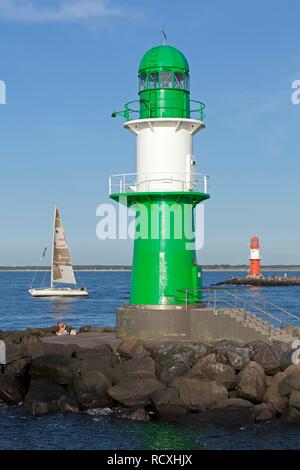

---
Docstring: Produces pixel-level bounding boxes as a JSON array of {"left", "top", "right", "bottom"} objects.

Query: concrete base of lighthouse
[{"left": 116, "top": 305, "right": 278, "bottom": 344}]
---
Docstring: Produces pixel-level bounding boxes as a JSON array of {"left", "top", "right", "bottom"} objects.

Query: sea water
[{"left": 1, "top": 270, "right": 300, "bottom": 450}]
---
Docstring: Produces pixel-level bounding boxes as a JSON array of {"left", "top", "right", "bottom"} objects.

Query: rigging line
[{"left": 30, "top": 246, "right": 47, "bottom": 288}]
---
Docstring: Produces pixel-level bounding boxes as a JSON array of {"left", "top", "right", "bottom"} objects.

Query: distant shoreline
[{"left": 1, "top": 267, "right": 300, "bottom": 273}]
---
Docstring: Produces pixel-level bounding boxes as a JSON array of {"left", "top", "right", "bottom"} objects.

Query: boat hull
[{"left": 28, "top": 288, "right": 88, "bottom": 297}]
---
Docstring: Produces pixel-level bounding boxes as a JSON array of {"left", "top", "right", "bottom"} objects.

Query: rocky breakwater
[{"left": 1, "top": 327, "right": 300, "bottom": 426}]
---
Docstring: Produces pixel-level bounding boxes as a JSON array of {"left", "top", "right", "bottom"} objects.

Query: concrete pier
[
  {"left": 116, "top": 306, "right": 294, "bottom": 344},
  {"left": 41, "top": 332, "right": 121, "bottom": 349}
]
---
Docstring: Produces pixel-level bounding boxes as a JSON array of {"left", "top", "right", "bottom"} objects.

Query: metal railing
[
  {"left": 112, "top": 99, "right": 206, "bottom": 122},
  {"left": 176, "top": 287, "right": 300, "bottom": 337},
  {"left": 109, "top": 172, "right": 209, "bottom": 195}
]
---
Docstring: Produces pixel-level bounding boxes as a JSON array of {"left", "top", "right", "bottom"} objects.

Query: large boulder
[
  {"left": 286, "top": 407, "right": 300, "bottom": 424},
  {"left": 263, "top": 372, "right": 289, "bottom": 414},
  {"left": 252, "top": 403, "right": 278, "bottom": 422},
  {"left": 212, "top": 398, "right": 254, "bottom": 409},
  {"left": 73, "top": 370, "right": 112, "bottom": 410},
  {"left": 0, "top": 375, "right": 26, "bottom": 405},
  {"left": 112, "top": 357, "right": 155, "bottom": 384},
  {"left": 148, "top": 344, "right": 193, "bottom": 384},
  {"left": 147, "top": 341, "right": 213, "bottom": 368},
  {"left": 108, "top": 378, "right": 165, "bottom": 407},
  {"left": 24, "top": 379, "right": 66, "bottom": 416},
  {"left": 189, "top": 354, "right": 237, "bottom": 390},
  {"left": 30, "top": 355, "right": 74, "bottom": 385},
  {"left": 150, "top": 387, "right": 189, "bottom": 419},
  {"left": 117, "top": 339, "right": 148, "bottom": 360},
  {"left": 289, "top": 390, "right": 300, "bottom": 410},
  {"left": 171, "top": 376, "right": 228, "bottom": 411},
  {"left": 72, "top": 349, "right": 117, "bottom": 380},
  {"left": 4, "top": 356, "right": 32, "bottom": 377},
  {"left": 251, "top": 342, "right": 281, "bottom": 375},
  {"left": 236, "top": 361, "right": 267, "bottom": 403},
  {"left": 158, "top": 357, "right": 190, "bottom": 385},
  {"left": 280, "top": 365, "right": 300, "bottom": 392},
  {"left": 215, "top": 341, "right": 252, "bottom": 371}
]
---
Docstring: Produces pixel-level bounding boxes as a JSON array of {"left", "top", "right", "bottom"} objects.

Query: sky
[{"left": 0, "top": 0, "right": 300, "bottom": 266}]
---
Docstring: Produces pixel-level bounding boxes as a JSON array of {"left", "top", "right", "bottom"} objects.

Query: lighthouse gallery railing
[{"left": 109, "top": 172, "right": 209, "bottom": 195}]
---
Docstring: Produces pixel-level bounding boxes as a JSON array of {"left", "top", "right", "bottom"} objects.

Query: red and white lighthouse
[{"left": 248, "top": 236, "right": 262, "bottom": 278}]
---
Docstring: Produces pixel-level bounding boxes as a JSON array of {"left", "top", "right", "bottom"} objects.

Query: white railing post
[
  {"left": 204, "top": 175, "right": 208, "bottom": 193},
  {"left": 109, "top": 177, "right": 112, "bottom": 195}
]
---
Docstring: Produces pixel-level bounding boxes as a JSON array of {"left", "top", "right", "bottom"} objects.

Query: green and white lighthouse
[{"left": 110, "top": 44, "right": 210, "bottom": 337}]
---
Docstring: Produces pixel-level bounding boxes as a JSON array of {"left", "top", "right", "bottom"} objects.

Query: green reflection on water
[{"left": 120, "top": 421, "right": 206, "bottom": 450}]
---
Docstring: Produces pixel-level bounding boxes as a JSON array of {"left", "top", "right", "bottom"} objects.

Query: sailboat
[{"left": 29, "top": 206, "right": 88, "bottom": 297}]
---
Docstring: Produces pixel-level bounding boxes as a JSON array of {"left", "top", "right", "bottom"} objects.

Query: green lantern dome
[
  {"left": 139, "top": 45, "right": 189, "bottom": 73},
  {"left": 138, "top": 45, "right": 191, "bottom": 119}
]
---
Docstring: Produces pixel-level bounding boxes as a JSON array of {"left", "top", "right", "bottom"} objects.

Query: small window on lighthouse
[
  {"left": 148, "top": 72, "right": 159, "bottom": 89},
  {"left": 139, "top": 73, "right": 147, "bottom": 90},
  {"left": 174, "top": 72, "right": 185, "bottom": 89},
  {"left": 161, "top": 72, "right": 172, "bottom": 88}
]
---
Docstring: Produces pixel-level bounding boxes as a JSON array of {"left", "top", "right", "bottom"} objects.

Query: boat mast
[{"left": 50, "top": 205, "right": 56, "bottom": 288}]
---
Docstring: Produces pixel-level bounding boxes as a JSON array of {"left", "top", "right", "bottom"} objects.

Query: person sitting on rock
[{"left": 56, "top": 323, "right": 69, "bottom": 336}]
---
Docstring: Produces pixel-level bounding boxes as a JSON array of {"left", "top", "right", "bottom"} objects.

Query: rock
[
  {"left": 169, "top": 342, "right": 214, "bottom": 365},
  {"left": 279, "top": 381, "right": 292, "bottom": 397},
  {"left": 266, "top": 376, "right": 273, "bottom": 387},
  {"left": 147, "top": 341, "right": 213, "bottom": 368},
  {"left": 150, "top": 387, "right": 189, "bottom": 419},
  {"left": 4, "top": 356, "right": 32, "bottom": 377},
  {"left": 0, "top": 375, "right": 26, "bottom": 405},
  {"left": 5, "top": 343, "right": 29, "bottom": 364},
  {"left": 172, "top": 376, "right": 228, "bottom": 411},
  {"left": 30, "top": 355, "right": 74, "bottom": 385},
  {"left": 289, "top": 390, "right": 300, "bottom": 410},
  {"left": 229, "top": 390, "right": 238, "bottom": 398},
  {"left": 159, "top": 357, "right": 190, "bottom": 385},
  {"left": 72, "top": 350, "right": 116, "bottom": 380},
  {"left": 212, "top": 398, "right": 254, "bottom": 409},
  {"left": 60, "top": 397, "right": 80, "bottom": 414},
  {"left": 73, "top": 371, "right": 112, "bottom": 410},
  {"left": 24, "top": 379, "right": 66, "bottom": 416},
  {"left": 79, "top": 326, "right": 115, "bottom": 334},
  {"left": 280, "top": 365, "right": 300, "bottom": 391},
  {"left": 252, "top": 342, "right": 281, "bottom": 375},
  {"left": 108, "top": 378, "right": 165, "bottom": 407},
  {"left": 263, "top": 372, "right": 289, "bottom": 414},
  {"left": 120, "top": 407, "right": 150, "bottom": 421},
  {"left": 112, "top": 357, "right": 155, "bottom": 384},
  {"left": 252, "top": 403, "right": 278, "bottom": 422},
  {"left": 189, "top": 356, "right": 237, "bottom": 390},
  {"left": 117, "top": 339, "right": 148, "bottom": 360},
  {"left": 286, "top": 407, "right": 300, "bottom": 425},
  {"left": 236, "top": 361, "right": 266, "bottom": 403},
  {"left": 149, "top": 345, "right": 193, "bottom": 384},
  {"left": 215, "top": 341, "right": 252, "bottom": 371}
]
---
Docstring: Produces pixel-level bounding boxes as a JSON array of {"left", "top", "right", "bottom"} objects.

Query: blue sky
[{"left": 0, "top": 0, "right": 300, "bottom": 265}]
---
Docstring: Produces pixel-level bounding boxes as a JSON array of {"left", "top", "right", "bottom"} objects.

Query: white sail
[{"left": 51, "top": 207, "right": 76, "bottom": 285}]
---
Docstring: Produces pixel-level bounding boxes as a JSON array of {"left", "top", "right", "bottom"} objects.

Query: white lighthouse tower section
[
  {"left": 125, "top": 118, "right": 205, "bottom": 192},
  {"left": 250, "top": 249, "right": 260, "bottom": 260}
]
